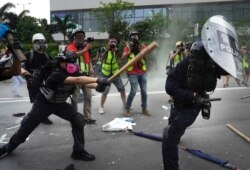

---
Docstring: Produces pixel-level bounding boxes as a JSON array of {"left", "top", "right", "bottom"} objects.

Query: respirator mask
[
  {"left": 66, "top": 63, "right": 79, "bottom": 74},
  {"left": 33, "top": 40, "right": 47, "bottom": 51}
]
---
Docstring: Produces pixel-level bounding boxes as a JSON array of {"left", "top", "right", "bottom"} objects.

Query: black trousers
[
  {"left": 162, "top": 105, "right": 201, "bottom": 170},
  {"left": 5, "top": 100, "right": 86, "bottom": 154}
]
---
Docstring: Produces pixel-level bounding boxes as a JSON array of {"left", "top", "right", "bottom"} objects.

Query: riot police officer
[
  {"left": 0, "top": 51, "right": 110, "bottom": 161},
  {"left": 162, "top": 40, "right": 227, "bottom": 170}
]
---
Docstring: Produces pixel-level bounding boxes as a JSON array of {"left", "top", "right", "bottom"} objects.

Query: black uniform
[
  {"left": 23, "top": 50, "right": 50, "bottom": 102},
  {"left": 0, "top": 67, "right": 94, "bottom": 160},
  {"left": 162, "top": 40, "right": 227, "bottom": 170}
]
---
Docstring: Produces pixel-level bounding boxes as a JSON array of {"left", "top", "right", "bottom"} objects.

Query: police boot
[
  {"left": 71, "top": 150, "right": 95, "bottom": 161},
  {"left": 41, "top": 117, "right": 53, "bottom": 125},
  {"left": 142, "top": 108, "right": 150, "bottom": 116},
  {"left": 0, "top": 145, "right": 8, "bottom": 158}
]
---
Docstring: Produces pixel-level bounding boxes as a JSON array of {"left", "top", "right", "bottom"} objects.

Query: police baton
[
  {"left": 202, "top": 98, "right": 221, "bottom": 103},
  {"left": 108, "top": 41, "right": 158, "bottom": 83}
]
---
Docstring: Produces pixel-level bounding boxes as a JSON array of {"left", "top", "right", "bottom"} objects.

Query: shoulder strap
[{"left": 29, "top": 50, "right": 34, "bottom": 64}]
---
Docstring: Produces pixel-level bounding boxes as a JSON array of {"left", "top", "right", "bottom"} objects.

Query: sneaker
[
  {"left": 41, "top": 117, "right": 53, "bottom": 125},
  {"left": 123, "top": 109, "right": 131, "bottom": 117},
  {"left": 142, "top": 108, "right": 150, "bottom": 116},
  {"left": 71, "top": 150, "right": 95, "bottom": 161},
  {"left": 0, "top": 146, "right": 7, "bottom": 158},
  {"left": 98, "top": 107, "right": 104, "bottom": 114},
  {"left": 85, "top": 118, "right": 96, "bottom": 124}
]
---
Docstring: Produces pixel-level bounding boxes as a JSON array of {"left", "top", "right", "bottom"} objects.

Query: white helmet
[{"left": 32, "top": 33, "right": 46, "bottom": 42}]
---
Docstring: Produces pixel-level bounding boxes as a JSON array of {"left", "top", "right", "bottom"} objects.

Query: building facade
[{"left": 50, "top": 0, "right": 250, "bottom": 40}]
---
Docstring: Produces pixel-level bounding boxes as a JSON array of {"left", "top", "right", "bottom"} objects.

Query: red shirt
[
  {"left": 66, "top": 42, "right": 90, "bottom": 63},
  {"left": 123, "top": 47, "right": 145, "bottom": 75}
]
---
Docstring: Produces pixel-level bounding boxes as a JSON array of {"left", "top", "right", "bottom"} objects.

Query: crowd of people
[
  {"left": 0, "top": 21, "right": 248, "bottom": 170},
  {"left": 0, "top": 23, "right": 151, "bottom": 165}
]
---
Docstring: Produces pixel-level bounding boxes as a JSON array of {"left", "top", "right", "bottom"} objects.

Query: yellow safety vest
[
  {"left": 101, "top": 51, "right": 119, "bottom": 76},
  {"left": 173, "top": 53, "right": 184, "bottom": 67},
  {"left": 127, "top": 53, "right": 147, "bottom": 71},
  {"left": 242, "top": 55, "right": 249, "bottom": 68},
  {"left": 78, "top": 56, "right": 89, "bottom": 75}
]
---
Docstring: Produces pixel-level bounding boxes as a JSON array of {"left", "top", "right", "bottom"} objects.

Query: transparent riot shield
[{"left": 201, "top": 15, "right": 247, "bottom": 85}]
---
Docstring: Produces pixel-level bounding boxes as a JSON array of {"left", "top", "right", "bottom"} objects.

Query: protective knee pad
[{"left": 74, "top": 113, "right": 85, "bottom": 129}]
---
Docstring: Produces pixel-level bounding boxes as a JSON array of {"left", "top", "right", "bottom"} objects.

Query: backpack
[{"left": 26, "top": 51, "right": 56, "bottom": 103}]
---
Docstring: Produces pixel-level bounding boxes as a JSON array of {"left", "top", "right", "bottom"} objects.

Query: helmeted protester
[
  {"left": 0, "top": 51, "right": 110, "bottom": 161},
  {"left": 166, "top": 41, "right": 187, "bottom": 74},
  {"left": 22, "top": 33, "right": 53, "bottom": 125},
  {"left": 66, "top": 29, "right": 95, "bottom": 124},
  {"left": 122, "top": 30, "right": 150, "bottom": 116}
]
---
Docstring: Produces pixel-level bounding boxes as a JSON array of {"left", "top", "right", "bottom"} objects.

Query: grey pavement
[{"left": 0, "top": 75, "right": 249, "bottom": 170}]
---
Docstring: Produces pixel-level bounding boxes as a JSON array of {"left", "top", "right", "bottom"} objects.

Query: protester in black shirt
[
  {"left": 22, "top": 33, "right": 53, "bottom": 124},
  {"left": 0, "top": 51, "right": 110, "bottom": 161}
]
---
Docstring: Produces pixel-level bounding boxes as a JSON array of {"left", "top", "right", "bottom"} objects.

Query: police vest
[
  {"left": 101, "top": 51, "right": 119, "bottom": 76},
  {"left": 127, "top": 53, "right": 147, "bottom": 71}
]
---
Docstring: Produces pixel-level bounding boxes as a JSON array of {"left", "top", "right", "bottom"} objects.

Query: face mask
[
  {"left": 33, "top": 43, "right": 47, "bottom": 51},
  {"left": 66, "top": 63, "right": 79, "bottom": 74}
]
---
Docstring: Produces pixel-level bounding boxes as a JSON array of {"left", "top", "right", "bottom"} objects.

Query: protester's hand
[
  {"left": 95, "top": 77, "right": 110, "bottom": 92},
  {"left": 194, "top": 95, "right": 205, "bottom": 104},
  {"left": 0, "top": 24, "right": 10, "bottom": 39},
  {"left": 95, "top": 83, "right": 107, "bottom": 92},
  {"left": 193, "top": 94, "right": 210, "bottom": 104},
  {"left": 96, "top": 77, "right": 110, "bottom": 86}
]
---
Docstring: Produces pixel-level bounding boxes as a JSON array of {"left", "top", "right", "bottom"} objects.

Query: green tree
[
  {"left": 0, "top": 2, "right": 15, "bottom": 23},
  {"left": 131, "top": 10, "right": 170, "bottom": 43},
  {"left": 38, "top": 18, "right": 54, "bottom": 43},
  {"left": 51, "top": 15, "right": 76, "bottom": 44},
  {"left": 234, "top": 19, "right": 250, "bottom": 47},
  {"left": 92, "top": 0, "right": 134, "bottom": 42},
  {"left": 15, "top": 16, "right": 44, "bottom": 43}
]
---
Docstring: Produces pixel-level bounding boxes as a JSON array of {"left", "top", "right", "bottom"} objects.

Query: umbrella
[
  {"left": 127, "top": 129, "right": 162, "bottom": 142},
  {"left": 127, "top": 130, "right": 240, "bottom": 170},
  {"left": 179, "top": 146, "right": 240, "bottom": 170}
]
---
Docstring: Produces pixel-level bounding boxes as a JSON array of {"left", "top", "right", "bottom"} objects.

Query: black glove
[
  {"left": 96, "top": 77, "right": 110, "bottom": 86},
  {"left": 95, "top": 83, "right": 108, "bottom": 92}
]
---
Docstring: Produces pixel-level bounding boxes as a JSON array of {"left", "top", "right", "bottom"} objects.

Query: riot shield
[{"left": 201, "top": 15, "right": 247, "bottom": 85}]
